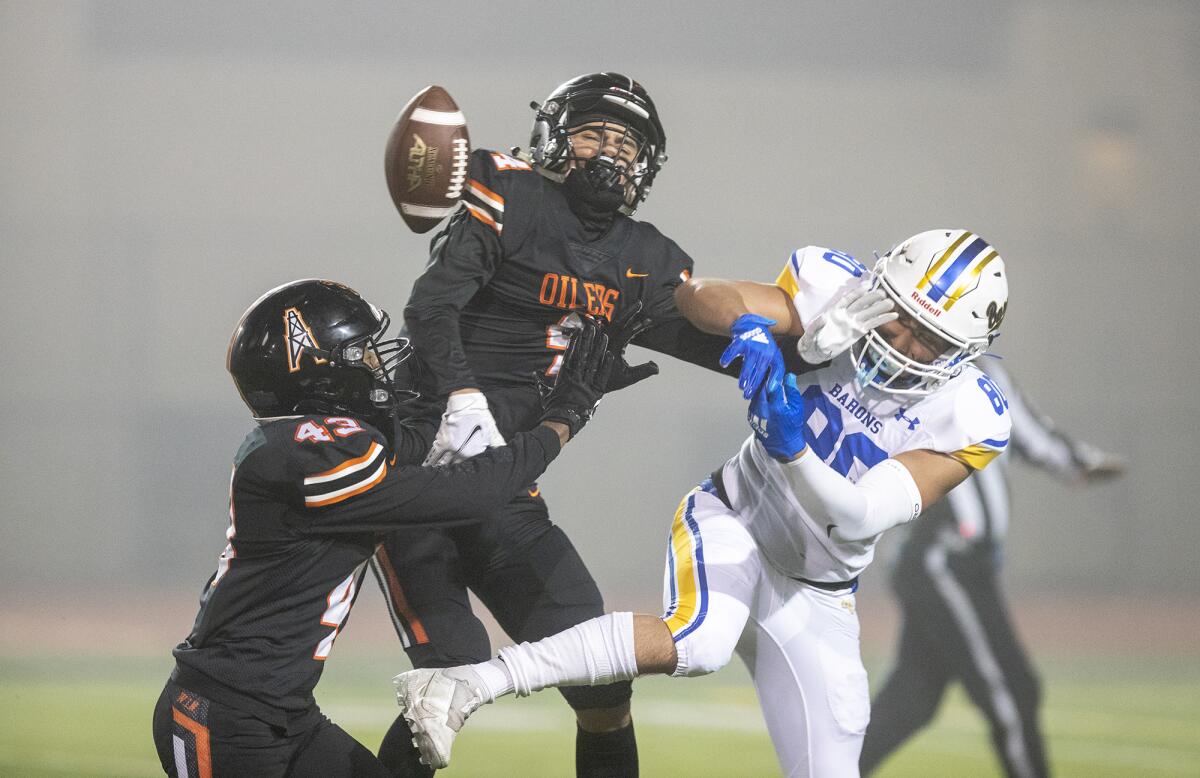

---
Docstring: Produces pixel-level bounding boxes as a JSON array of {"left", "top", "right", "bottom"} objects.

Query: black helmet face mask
[
  {"left": 320, "top": 310, "right": 418, "bottom": 417},
  {"left": 563, "top": 119, "right": 648, "bottom": 203},
  {"left": 529, "top": 73, "right": 666, "bottom": 214}
]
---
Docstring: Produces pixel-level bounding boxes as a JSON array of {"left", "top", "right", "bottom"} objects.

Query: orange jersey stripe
[
  {"left": 375, "top": 545, "right": 430, "bottom": 644},
  {"left": 172, "top": 706, "right": 213, "bottom": 778},
  {"left": 308, "top": 441, "right": 383, "bottom": 481},
  {"left": 306, "top": 461, "right": 388, "bottom": 507},
  {"left": 464, "top": 201, "right": 501, "bottom": 234},
  {"left": 467, "top": 179, "right": 504, "bottom": 210}
]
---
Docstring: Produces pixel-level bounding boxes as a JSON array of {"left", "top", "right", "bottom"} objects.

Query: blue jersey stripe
[
  {"left": 672, "top": 494, "right": 710, "bottom": 642},
  {"left": 664, "top": 534, "right": 679, "bottom": 618}
]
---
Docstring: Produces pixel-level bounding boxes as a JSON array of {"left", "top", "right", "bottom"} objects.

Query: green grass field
[{"left": 1, "top": 651, "right": 1197, "bottom": 777}]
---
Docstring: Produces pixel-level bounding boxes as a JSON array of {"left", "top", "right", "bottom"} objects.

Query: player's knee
[{"left": 672, "top": 630, "right": 736, "bottom": 677}]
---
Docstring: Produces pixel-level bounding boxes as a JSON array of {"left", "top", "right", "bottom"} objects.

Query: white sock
[
  {"left": 493, "top": 612, "right": 639, "bottom": 698},
  {"left": 448, "top": 659, "right": 513, "bottom": 703}
]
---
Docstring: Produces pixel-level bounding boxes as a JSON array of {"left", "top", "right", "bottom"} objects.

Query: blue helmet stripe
[{"left": 927, "top": 237, "right": 989, "bottom": 302}]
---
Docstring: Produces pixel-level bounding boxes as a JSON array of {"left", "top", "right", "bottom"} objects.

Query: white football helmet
[{"left": 852, "top": 229, "right": 1008, "bottom": 396}]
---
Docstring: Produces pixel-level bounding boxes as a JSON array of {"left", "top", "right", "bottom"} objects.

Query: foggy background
[{"left": 2, "top": 1, "right": 1198, "bottom": 648}]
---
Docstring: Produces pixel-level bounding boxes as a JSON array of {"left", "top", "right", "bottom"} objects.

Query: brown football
[{"left": 384, "top": 85, "right": 470, "bottom": 233}]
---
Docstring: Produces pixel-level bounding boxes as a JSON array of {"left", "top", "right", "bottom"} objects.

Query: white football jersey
[{"left": 720, "top": 246, "right": 1012, "bottom": 582}]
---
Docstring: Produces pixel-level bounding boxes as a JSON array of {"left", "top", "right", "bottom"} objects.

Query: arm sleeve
[
  {"left": 301, "top": 425, "right": 561, "bottom": 533},
  {"left": 777, "top": 452, "right": 923, "bottom": 543},
  {"left": 403, "top": 151, "right": 508, "bottom": 395},
  {"left": 632, "top": 317, "right": 736, "bottom": 375}
]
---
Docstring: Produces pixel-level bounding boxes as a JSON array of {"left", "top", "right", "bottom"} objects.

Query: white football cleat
[{"left": 393, "top": 668, "right": 486, "bottom": 769}]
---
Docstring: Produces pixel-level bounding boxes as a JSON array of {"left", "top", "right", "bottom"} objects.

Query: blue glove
[
  {"left": 748, "top": 374, "right": 809, "bottom": 461},
  {"left": 721, "top": 314, "right": 786, "bottom": 400}
]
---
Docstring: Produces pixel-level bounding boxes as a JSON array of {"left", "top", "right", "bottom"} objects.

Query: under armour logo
[{"left": 894, "top": 407, "right": 921, "bottom": 430}]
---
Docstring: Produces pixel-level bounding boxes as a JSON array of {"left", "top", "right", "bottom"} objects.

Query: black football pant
[
  {"left": 860, "top": 527, "right": 1048, "bottom": 778},
  {"left": 373, "top": 488, "right": 633, "bottom": 712},
  {"left": 152, "top": 680, "right": 390, "bottom": 777}
]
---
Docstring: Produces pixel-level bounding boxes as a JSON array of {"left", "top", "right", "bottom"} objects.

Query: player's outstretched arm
[
  {"left": 674, "top": 277, "right": 801, "bottom": 336},
  {"left": 674, "top": 277, "right": 803, "bottom": 399},
  {"left": 404, "top": 182, "right": 509, "bottom": 465},
  {"left": 299, "top": 323, "right": 610, "bottom": 532}
]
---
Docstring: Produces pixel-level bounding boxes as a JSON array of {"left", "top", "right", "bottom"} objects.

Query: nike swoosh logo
[
  {"left": 453, "top": 426, "right": 482, "bottom": 456},
  {"left": 826, "top": 524, "right": 837, "bottom": 537},
  {"left": 626, "top": 268, "right": 650, "bottom": 278}
]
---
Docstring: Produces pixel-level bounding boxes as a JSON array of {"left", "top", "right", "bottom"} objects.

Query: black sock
[
  {"left": 377, "top": 714, "right": 434, "bottom": 778},
  {"left": 576, "top": 722, "right": 638, "bottom": 778}
]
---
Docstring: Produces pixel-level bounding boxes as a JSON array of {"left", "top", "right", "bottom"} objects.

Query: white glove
[
  {"left": 796, "top": 286, "right": 898, "bottom": 365},
  {"left": 423, "top": 391, "right": 507, "bottom": 466}
]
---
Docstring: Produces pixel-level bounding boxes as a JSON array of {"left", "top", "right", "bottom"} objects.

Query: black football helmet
[
  {"left": 529, "top": 72, "right": 667, "bottom": 213},
  {"left": 227, "top": 279, "right": 416, "bottom": 425}
]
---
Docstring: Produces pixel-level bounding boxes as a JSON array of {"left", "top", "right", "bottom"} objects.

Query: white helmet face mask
[{"left": 852, "top": 229, "right": 1009, "bottom": 396}]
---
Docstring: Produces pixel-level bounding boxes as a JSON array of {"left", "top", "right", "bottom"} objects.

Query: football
[{"left": 384, "top": 85, "right": 470, "bottom": 233}]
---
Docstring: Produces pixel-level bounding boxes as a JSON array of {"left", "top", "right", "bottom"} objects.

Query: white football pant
[{"left": 662, "top": 484, "right": 870, "bottom": 778}]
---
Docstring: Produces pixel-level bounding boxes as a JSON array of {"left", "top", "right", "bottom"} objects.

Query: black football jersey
[
  {"left": 171, "top": 413, "right": 560, "bottom": 725},
  {"left": 404, "top": 149, "right": 697, "bottom": 433}
]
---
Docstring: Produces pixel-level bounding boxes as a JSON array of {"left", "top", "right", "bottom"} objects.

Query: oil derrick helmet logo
[{"left": 284, "top": 307, "right": 328, "bottom": 373}]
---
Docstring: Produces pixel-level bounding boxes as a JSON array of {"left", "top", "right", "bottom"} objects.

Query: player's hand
[
  {"left": 1072, "top": 442, "right": 1127, "bottom": 483},
  {"left": 541, "top": 316, "right": 614, "bottom": 439},
  {"left": 423, "top": 390, "right": 506, "bottom": 466},
  {"left": 721, "top": 313, "right": 786, "bottom": 399},
  {"left": 748, "top": 374, "right": 809, "bottom": 461},
  {"left": 603, "top": 301, "right": 659, "bottom": 391},
  {"left": 797, "top": 286, "right": 897, "bottom": 365}
]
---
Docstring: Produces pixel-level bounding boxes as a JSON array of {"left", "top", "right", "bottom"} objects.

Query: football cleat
[{"left": 393, "top": 668, "right": 486, "bottom": 769}]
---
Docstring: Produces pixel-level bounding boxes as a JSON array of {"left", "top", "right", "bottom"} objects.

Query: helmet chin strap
[{"left": 562, "top": 163, "right": 625, "bottom": 239}]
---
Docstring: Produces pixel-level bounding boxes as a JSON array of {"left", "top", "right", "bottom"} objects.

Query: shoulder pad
[
  {"left": 916, "top": 367, "right": 1012, "bottom": 470},
  {"left": 256, "top": 415, "right": 392, "bottom": 508},
  {"left": 629, "top": 219, "right": 695, "bottom": 280},
  {"left": 482, "top": 149, "right": 533, "bottom": 173},
  {"left": 774, "top": 246, "right": 869, "bottom": 328},
  {"left": 462, "top": 149, "right": 533, "bottom": 236}
]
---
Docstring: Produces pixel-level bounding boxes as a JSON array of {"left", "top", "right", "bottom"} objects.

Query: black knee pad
[{"left": 558, "top": 679, "right": 634, "bottom": 711}]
